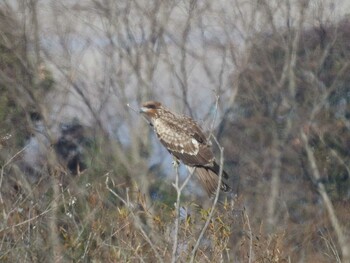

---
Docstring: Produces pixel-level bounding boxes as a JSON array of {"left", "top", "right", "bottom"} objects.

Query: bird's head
[{"left": 140, "top": 101, "right": 163, "bottom": 122}]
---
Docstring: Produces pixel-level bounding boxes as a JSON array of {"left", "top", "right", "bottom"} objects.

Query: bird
[{"left": 139, "top": 100, "right": 231, "bottom": 196}]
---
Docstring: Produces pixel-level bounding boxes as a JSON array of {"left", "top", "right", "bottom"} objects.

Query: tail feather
[
  {"left": 192, "top": 166, "right": 231, "bottom": 196},
  {"left": 210, "top": 161, "right": 229, "bottom": 180}
]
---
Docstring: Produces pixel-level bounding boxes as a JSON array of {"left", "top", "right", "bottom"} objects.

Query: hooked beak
[{"left": 139, "top": 107, "right": 147, "bottom": 113}]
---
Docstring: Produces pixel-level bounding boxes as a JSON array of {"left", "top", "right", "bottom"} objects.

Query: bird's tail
[
  {"left": 192, "top": 166, "right": 231, "bottom": 196},
  {"left": 210, "top": 161, "right": 229, "bottom": 180}
]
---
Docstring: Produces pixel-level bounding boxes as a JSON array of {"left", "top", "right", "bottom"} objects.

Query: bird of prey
[{"left": 140, "top": 101, "right": 231, "bottom": 196}]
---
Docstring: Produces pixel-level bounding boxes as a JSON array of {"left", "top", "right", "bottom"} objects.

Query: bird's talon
[
  {"left": 171, "top": 156, "right": 180, "bottom": 167},
  {"left": 172, "top": 159, "right": 179, "bottom": 167}
]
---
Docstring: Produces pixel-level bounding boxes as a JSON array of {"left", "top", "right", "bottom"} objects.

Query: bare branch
[
  {"left": 243, "top": 208, "right": 253, "bottom": 263},
  {"left": 190, "top": 135, "right": 225, "bottom": 263},
  {"left": 171, "top": 162, "right": 195, "bottom": 263},
  {"left": 301, "top": 130, "right": 349, "bottom": 262}
]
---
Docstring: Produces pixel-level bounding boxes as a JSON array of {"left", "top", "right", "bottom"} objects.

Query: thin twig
[
  {"left": 49, "top": 172, "right": 63, "bottom": 262},
  {"left": 0, "top": 145, "right": 28, "bottom": 209},
  {"left": 189, "top": 136, "right": 224, "bottom": 263},
  {"left": 171, "top": 163, "right": 195, "bottom": 263},
  {"left": 81, "top": 232, "right": 93, "bottom": 260},
  {"left": 171, "top": 163, "right": 180, "bottom": 263},
  {"left": 319, "top": 229, "right": 341, "bottom": 263},
  {"left": 0, "top": 206, "right": 52, "bottom": 232},
  {"left": 243, "top": 208, "right": 253, "bottom": 263},
  {"left": 207, "top": 94, "right": 220, "bottom": 141},
  {"left": 127, "top": 103, "right": 152, "bottom": 126},
  {"left": 126, "top": 103, "right": 139, "bottom": 114},
  {"left": 105, "top": 177, "right": 128, "bottom": 207},
  {"left": 105, "top": 177, "right": 164, "bottom": 263},
  {"left": 126, "top": 188, "right": 164, "bottom": 263}
]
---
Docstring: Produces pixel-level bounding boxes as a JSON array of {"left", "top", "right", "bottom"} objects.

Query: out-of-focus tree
[{"left": 219, "top": 10, "right": 350, "bottom": 261}]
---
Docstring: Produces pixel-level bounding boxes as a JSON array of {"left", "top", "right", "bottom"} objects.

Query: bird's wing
[{"left": 154, "top": 116, "right": 214, "bottom": 166}]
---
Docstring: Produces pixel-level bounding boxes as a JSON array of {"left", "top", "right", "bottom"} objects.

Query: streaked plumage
[{"left": 140, "top": 101, "right": 230, "bottom": 196}]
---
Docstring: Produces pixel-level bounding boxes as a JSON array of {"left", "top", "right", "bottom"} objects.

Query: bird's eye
[{"left": 147, "top": 104, "right": 156, "bottom": 109}]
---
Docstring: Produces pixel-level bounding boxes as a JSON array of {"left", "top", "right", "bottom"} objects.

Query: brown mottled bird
[{"left": 140, "top": 101, "right": 231, "bottom": 196}]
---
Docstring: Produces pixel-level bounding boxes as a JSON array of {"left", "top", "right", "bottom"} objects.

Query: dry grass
[{"left": 1, "top": 159, "right": 347, "bottom": 262}]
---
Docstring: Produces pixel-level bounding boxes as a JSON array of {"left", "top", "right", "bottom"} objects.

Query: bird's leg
[{"left": 172, "top": 156, "right": 180, "bottom": 168}]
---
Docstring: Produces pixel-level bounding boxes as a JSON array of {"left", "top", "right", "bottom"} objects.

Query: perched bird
[{"left": 140, "top": 101, "right": 231, "bottom": 196}]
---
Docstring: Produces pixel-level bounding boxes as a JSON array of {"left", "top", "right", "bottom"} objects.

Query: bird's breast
[{"left": 153, "top": 118, "right": 200, "bottom": 155}]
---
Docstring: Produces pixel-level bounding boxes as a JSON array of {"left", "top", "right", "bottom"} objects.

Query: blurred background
[{"left": 0, "top": 0, "right": 349, "bottom": 262}]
